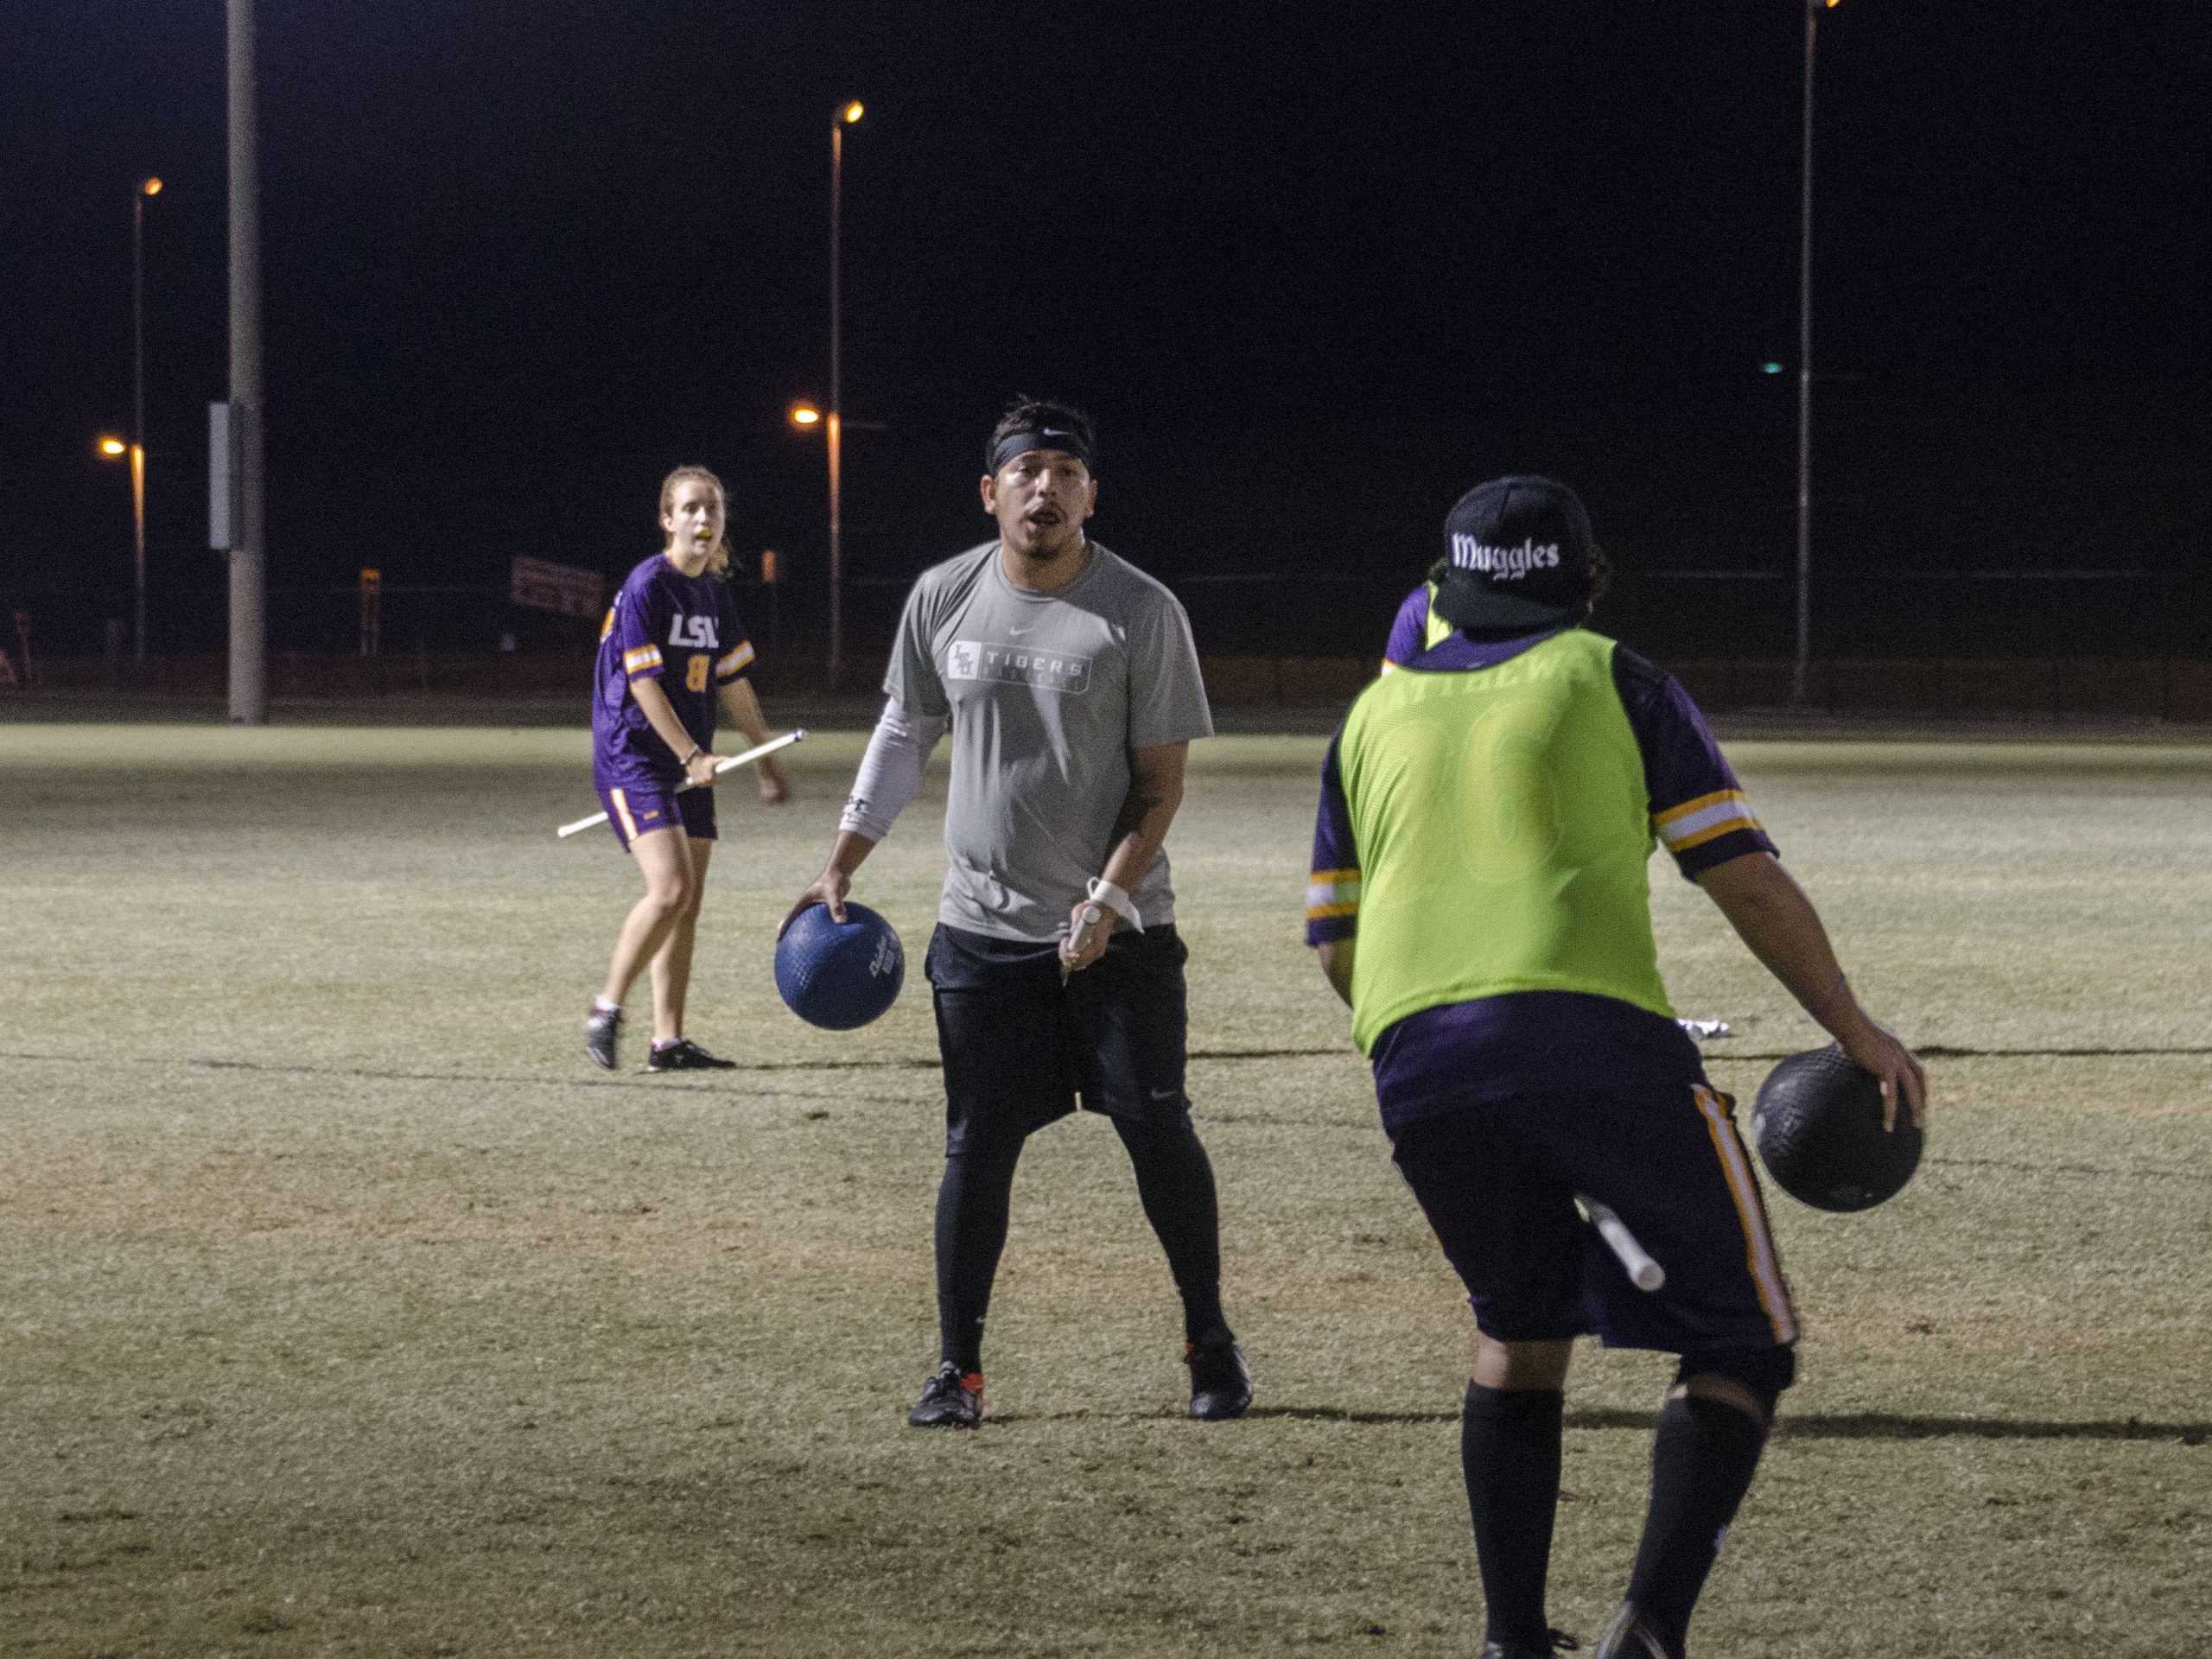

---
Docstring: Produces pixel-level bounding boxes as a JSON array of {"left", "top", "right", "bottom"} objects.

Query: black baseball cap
[{"left": 1431, "top": 474, "right": 1593, "bottom": 633}]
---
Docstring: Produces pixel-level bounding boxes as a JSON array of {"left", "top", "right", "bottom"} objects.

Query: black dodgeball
[{"left": 1751, "top": 1045, "right": 1923, "bottom": 1212}]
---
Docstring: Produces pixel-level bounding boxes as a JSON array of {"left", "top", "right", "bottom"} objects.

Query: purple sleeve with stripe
[
  {"left": 618, "top": 569, "right": 669, "bottom": 683},
  {"left": 1611, "top": 645, "right": 1777, "bottom": 879},
  {"left": 1306, "top": 728, "right": 1361, "bottom": 945},
  {"left": 1381, "top": 583, "right": 1430, "bottom": 666}
]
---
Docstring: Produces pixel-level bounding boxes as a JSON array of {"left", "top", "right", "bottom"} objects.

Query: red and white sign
[{"left": 511, "top": 556, "right": 606, "bottom": 621}]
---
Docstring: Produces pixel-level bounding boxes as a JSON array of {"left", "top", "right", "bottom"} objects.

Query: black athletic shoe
[
  {"left": 1185, "top": 1329, "right": 1253, "bottom": 1421},
  {"left": 645, "top": 1039, "right": 737, "bottom": 1072},
  {"left": 907, "top": 1363, "right": 984, "bottom": 1428},
  {"left": 1480, "top": 1630, "right": 1581, "bottom": 1658},
  {"left": 584, "top": 1006, "right": 621, "bottom": 1071},
  {"left": 1594, "top": 1604, "right": 1671, "bottom": 1659},
  {"left": 1478, "top": 1637, "right": 1583, "bottom": 1659}
]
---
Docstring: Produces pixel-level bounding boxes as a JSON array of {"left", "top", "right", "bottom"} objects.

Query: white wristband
[{"left": 1087, "top": 877, "right": 1141, "bottom": 931}]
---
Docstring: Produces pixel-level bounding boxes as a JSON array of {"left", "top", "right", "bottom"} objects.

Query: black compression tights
[
  {"left": 932, "top": 1131, "right": 1025, "bottom": 1375},
  {"left": 933, "top": 1114, "right": 1228, "bottom": 1375},
  {"left": 1114, "top": 1112, "right": 1227, "bottom": 1344}
]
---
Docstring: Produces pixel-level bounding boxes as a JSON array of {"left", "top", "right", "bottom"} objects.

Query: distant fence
[
  {"left": 7, "top": 565, "right": 2206, "bottom": 721},
  {"left": 7, "top": 563, "right": 2201, "bottom": 666},
  {"left": 12, "top": 645, "right": 2210, "bottom": 724}
]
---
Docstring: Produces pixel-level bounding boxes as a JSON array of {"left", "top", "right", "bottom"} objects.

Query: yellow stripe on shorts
[
  {"left": 609, "top": 788, "right": 640, "bottom": 843},
  {"left": 1694, "top": 1084, "right": 1798, "bottom": 1344}
]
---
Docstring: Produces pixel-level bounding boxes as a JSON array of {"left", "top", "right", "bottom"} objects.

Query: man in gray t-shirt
[
  {"left": 784, "top": 397, "right": 1250, "bottom": 1431},
  {"left": 886, "top": 515, "right": 1211, "bottom": 941}
]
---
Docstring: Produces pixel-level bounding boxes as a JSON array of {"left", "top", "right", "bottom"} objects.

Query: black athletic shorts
[
  {"left": 925, "top": 921, "right": 1191, "bottom": 1153},
  {"left": 1389, "top": 1081, "right": 1799, "bottom": 1355}
]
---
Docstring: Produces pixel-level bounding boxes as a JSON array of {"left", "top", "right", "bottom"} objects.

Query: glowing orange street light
[
  {"left": 788, "top": 402, "right": 822, "bottom": 427},
  {"left": 842, "top": 101, "right": 864, "bottom": 124},
  {"left": 99, "top": 435, "right": 129, "bottom": 457},
  {"left": 141, "top": 176, "right": 163, "bottom": 198}
]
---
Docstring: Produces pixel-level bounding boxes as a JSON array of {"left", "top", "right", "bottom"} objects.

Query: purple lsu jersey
[{"left": 592, "top": 553, "right": 758, "bottom": 789}]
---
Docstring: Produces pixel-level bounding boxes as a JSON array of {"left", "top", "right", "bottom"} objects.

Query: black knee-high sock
[
  {"left": 1625, "top": 1394, "right": 1769, "bottom": 1655},
  {"left": 932, "top": 1132, "right": 1025, "bottom": 1375},
  {"left": 1461, "top": 1382, "right": 1564, "bottom": 1652},
  {"left": 1111, "top": 1114, "right": 1226, "bottom": 1342}
]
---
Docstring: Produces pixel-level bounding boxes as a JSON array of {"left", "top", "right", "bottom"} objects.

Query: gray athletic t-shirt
[{"left": 886, "top": 539, "right": 1213, "bottom": 943}]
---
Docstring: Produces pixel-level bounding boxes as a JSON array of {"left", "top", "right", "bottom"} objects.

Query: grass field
[{"left": 3, "top": 721, "right": 2208, "bottom": 1658}]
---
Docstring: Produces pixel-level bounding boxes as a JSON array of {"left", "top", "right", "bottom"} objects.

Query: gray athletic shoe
[
  {"left": 645, "top": 1038, "right": 736, "bottom": 1072},
  {"left": 1185, "top": 1330, "right": 1253, "bottom": 1421},
  {"left": 1594, "top": 1604, "right": 1670, "bottom": 1659},
  {"left": 584, "top": 1006, "right": 621, "bottom": 1071},
  {"left": 907, "top": 1363, "right": 984, "bottom": 1428},
  {"left": 1479, "top": 1630, "right": 1581, "bottom": 1659}
]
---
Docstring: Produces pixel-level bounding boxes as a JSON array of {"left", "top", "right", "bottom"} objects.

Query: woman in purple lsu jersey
[{"left": 584, "top": 466, "right": 791, "bottom": 1072}]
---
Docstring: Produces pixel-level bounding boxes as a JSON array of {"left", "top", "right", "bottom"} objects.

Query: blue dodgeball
[{"left": 775, "top": 902, "right": 905, "bottom": 1030}]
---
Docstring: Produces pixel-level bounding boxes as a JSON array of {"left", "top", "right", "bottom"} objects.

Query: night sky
[{"left": 3, "top": 1, "right": 2205, "bottom": 664}]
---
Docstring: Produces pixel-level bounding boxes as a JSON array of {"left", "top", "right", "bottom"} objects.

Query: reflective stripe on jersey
[
  {"left": 1656, "top": 789, "right": 1763, "bottom": 855},
  {"left": 1306, "top": 868, "right": 1362, "bottom": 922}
]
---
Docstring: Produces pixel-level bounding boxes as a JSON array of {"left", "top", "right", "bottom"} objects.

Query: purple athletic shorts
[
  {"left": 595, "top": 779, "right": 716, "bottom": 851},
  {"left": 1389, "top": 1080, "right": 1799, "bottom": 1357}
]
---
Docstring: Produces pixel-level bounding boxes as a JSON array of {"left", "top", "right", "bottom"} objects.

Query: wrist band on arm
[
  {"left": 680, "top": 745, "right": 702, "bottom": 766},
  {"left": 1087, "top": 876, "right": 1142, "bottom": 931}
]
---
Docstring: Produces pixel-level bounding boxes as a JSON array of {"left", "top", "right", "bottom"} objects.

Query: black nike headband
[{"left": 988, "top": 425, "right": 1095, "bottom": 475}]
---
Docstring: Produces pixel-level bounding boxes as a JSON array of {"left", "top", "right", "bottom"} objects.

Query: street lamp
[
  {"left": 1791, "top": 1, "right": 1839, "bottom": 705},
  {"left": 96, "top": 432, "right": 145, "bottom": 658},
  {"left": 131, "top": 175, "right": 162, "bottom": 665},
  {"left": 827, "top": 99, "right": 862, "bottom": 689}
]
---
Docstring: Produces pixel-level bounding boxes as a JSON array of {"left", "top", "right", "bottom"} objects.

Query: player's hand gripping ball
[
  {"left": 775, "top": 902, "right": 904, "bottom": 1030},
  {"left": 1751, "top": 1045, "right": 1923, "bottom": 1212}
]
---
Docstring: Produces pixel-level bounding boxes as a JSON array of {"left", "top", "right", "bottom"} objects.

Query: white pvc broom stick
[
  {"left": 556, "top": 728, "right": 804, "bottom": 839},
  {"left": 1581, "top": 1197, "right": 1666, "bottom": 1292}
]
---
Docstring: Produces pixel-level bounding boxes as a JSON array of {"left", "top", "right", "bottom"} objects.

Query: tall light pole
[
  {"left": 1792, "top": 0, "right": 1839, "bottom": 705},
  {"left": 131, "top": 176, "right": 161, "bottom": 665},
  {"left": 228, "top": 0, "right": 267, "bottom": 725},
  {"left": 828, "top": 99, "right": 862, "bottom": 690},
  {"left": 97, "top": 433, "right": 142, "bottom": 653}
]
